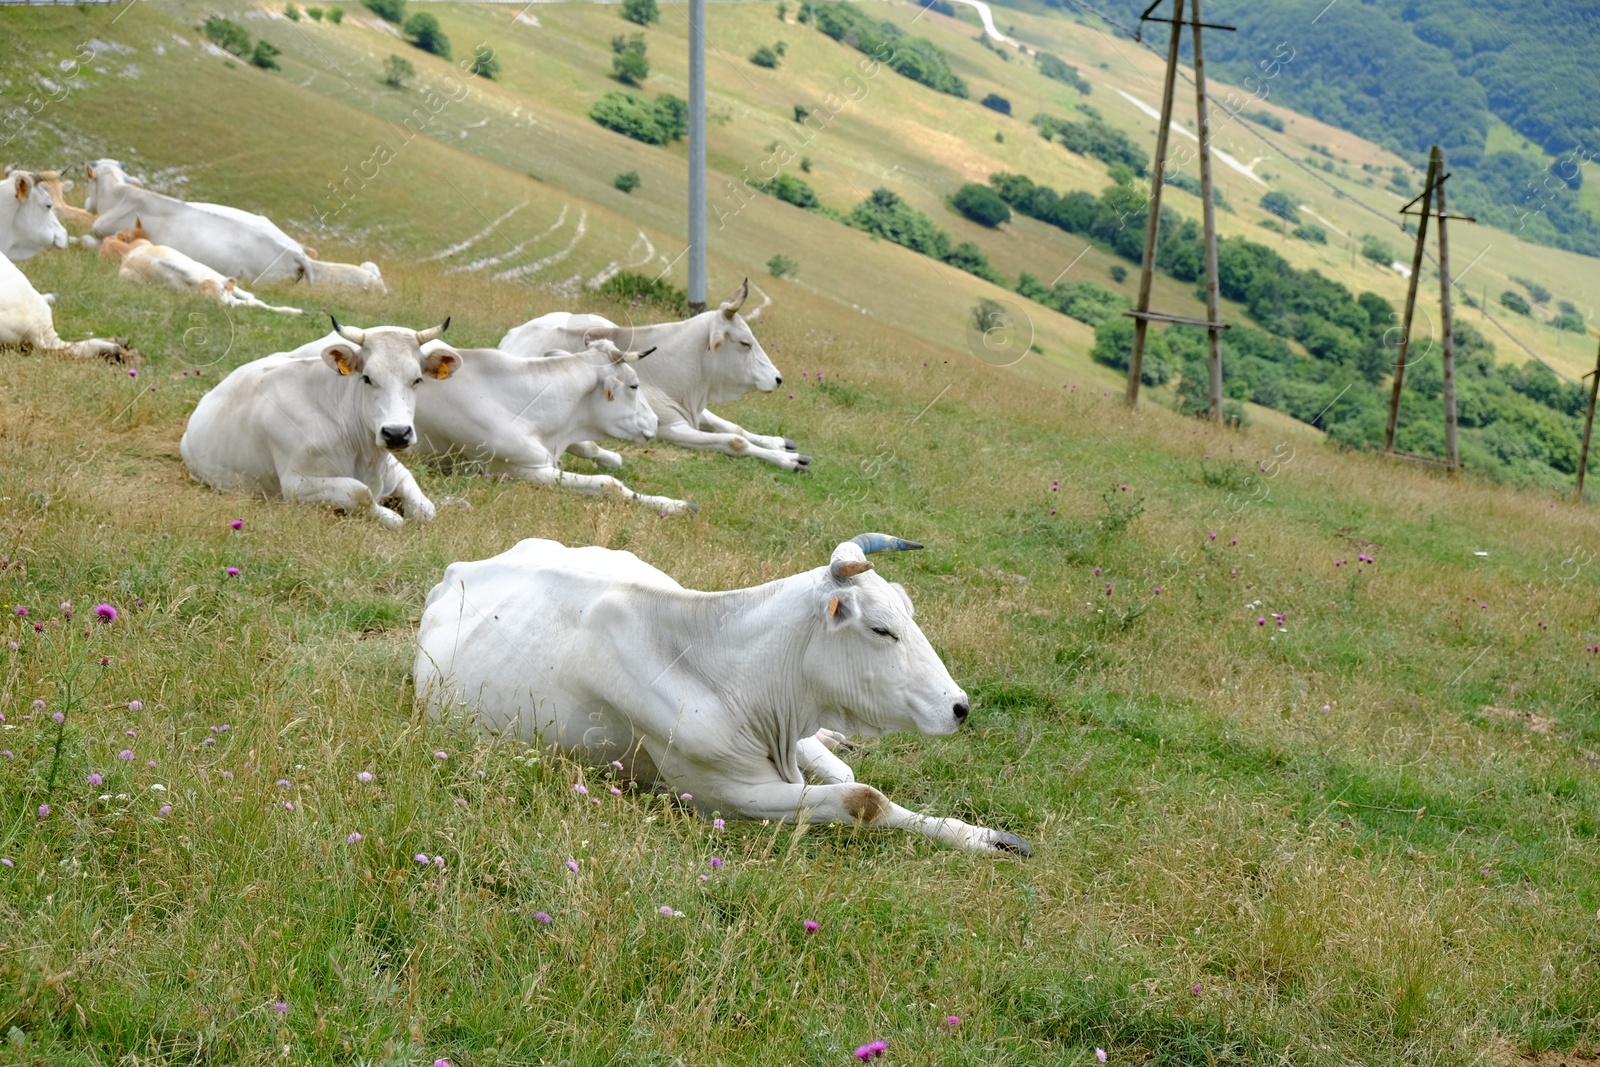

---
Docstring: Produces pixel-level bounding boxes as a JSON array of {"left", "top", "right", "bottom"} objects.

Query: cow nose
[
  {"left": 775, "top": 374, "right": 783, "bottom": 385},
  {"left": 953, "top": 701, "right": 969, "bottom": 724},
  {"left": 380, "top": 425, "right": 413, "bottom": 450}
]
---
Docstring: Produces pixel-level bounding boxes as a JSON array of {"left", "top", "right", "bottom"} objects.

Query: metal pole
[
  {"left": 687, "top": 0, "right": 707, "bottom": 314},
  {"left": 1384, "top": 148, "right": 1438, "bottom": 453},
  {"left": 1577, "top": 339, "right": 1600, "bottom": 503},
  {"left": 1125, "top": 0, "right": 1184, "bottom": 408},
  {"left": 1436, "top": 155, "right": 1458, "bottom": 476},
  {"left": 1190, "top": 0, "right": 1223, "bottom": 424}
]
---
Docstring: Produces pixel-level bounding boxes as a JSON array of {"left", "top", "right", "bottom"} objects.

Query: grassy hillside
[{"left": 1, "top": 4, "right": 1599, "bottom": 1065}]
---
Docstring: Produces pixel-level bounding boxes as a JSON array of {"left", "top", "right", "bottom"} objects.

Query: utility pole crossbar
[{"left": 1124, "top": 310, "right": 1233, "bottom": 329}]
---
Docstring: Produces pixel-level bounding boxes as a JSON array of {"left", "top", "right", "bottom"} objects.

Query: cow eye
[
  {"left": 360, "top": 374, "right": 372, "bottom": 386},
  {"left": 740, "top": 340, "right": 752, "bottom": 348},
  {"left": 413, "top": 377, "right": 423, "bottom": 387},
  {"left": 629, "top": 384, "right": 638, "bottom": 390},
  {"left": 871, "top": 626, "right": 898, "bottom": 641}
]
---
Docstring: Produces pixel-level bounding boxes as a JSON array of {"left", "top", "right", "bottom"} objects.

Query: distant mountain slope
[{"left": 1047, "top": 0, "right": 1600, "bottom": 256}]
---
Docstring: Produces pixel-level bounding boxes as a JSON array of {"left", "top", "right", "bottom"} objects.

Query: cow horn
[
  {"left": 851, "top": 533, "right": 924, "bottom": 555},
  {"left": 633, "top": 345, "right": 656, "bottom": 361},
  {"left": 330, "top": 314, "right": 365, "bottom": 346},
  {"left": 719, "top": 277, "right": 749, "bottom": 319},
  {"left": 415, "top": 317, "right": 451, "bottom": 345}
]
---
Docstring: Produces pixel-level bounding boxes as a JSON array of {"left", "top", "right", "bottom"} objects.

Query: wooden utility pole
[
  {"left": 1190, "top": 0, "right": 1224, "bottom": 423},
  {"left": 1577, "top": 338, "right": 1600, "bottom": 503},
  {"left": 1385, "top": 150, "right": 1439, "bottom": 453},
  {"left": 1436, "top": 151, "right": 1459, "bottom": 475},
  {"left": 1124, "top": 0, "right": 1235, "bottom": 410},
  {"left": 1125, "top": 0, "right": 1184, "bottom": 408}
]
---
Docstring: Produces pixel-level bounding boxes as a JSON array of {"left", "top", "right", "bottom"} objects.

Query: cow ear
[
  {"left": 604, "top": 374, "right": 624, "bottom": 401},
  {"left": 825, "top": 589, "right": 856, "bottom": 625},
  {"left": 13, "top": 174, "right": 30, "bottom": 200},
  {"left": 420, "top": 346, "right": 462, "bottom": 381},
  {"left": 321, "top": 344, "right": 364, "bottom": 376},
  {"left": 709, "top": 322, "right": 726, "bottom": 351}
]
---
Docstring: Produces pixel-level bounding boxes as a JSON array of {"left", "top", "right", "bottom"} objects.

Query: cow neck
[
  {"left": 310, "top": 364, "right": 386, "bottom": 473},
  {"left": 644, "top": 569, "right": 819, "bottom": 739},
  {"left": 614, "top": 313, "right": 717, "bottom": 420},
  {"left": 531, "top": 354, "right": 608, "bottom": 453}
]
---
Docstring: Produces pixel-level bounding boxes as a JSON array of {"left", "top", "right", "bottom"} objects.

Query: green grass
[{"left": 1, "top": 5, "right": 1599, "bottom": 1065}]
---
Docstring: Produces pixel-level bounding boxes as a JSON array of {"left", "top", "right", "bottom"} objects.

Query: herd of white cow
[{"left": 2, "top": 158, "right": 1030, "bottom": 856}]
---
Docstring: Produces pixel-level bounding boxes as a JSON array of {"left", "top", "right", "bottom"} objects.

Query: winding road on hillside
[{"left": 942, "top": 0, "right": 1027, "bottom": 52}]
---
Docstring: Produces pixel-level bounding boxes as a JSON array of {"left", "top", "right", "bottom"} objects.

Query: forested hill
[{"left": 1050, "top": 0, "right": 1600, "bottom": 257}]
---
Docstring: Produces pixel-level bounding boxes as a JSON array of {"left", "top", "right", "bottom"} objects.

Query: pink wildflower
[
  {"left": 93, "top": 603, "right": 116, "bottom": 623},
  {"left": 803, "top": 920, "right": 820, "bottom": 933}
]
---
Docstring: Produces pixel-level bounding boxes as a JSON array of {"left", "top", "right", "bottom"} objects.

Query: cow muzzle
[{"left": 380, "top": 425, "right": 415, "bottom": 451}]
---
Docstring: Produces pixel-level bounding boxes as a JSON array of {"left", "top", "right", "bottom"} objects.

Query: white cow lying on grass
[
  {"left": 498, "top": 279, "right": 808, "bottom": 471},
  {"left": 85, "top": 159, "right": 384, "bottom": 291},
  {"left": 415, "top": 533, "right": 1032, "bottom": 856},
  {"left": 412, "top": 339, "right": 696, "bottom": 515},
  {"left": 181, "top": 318, "right": 459, "bottom": 527},
  {"left": 1, "top": 170, "right": 71, "bottom": 260},
  {"left": 0, "top": 254, "right": 128, "bottom": 361},
  {"left": 100, "top": 224, "right": 304, "bottom": 315}
]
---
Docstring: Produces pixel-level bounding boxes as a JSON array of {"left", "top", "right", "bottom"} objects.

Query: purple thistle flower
[
  {"left": 224, "top": 567, "right": 240, "bottom": 577},
  {"left": 93, "top": 603, "right": 116, "bottom": 623},
  {"left": 128, "top": 700, "right": 142, "bottom": 711},
  {"left": 680, "top": 792, "right": 692, "bottom": 801},
  {"left": 276, "top": 779, "right": 290, "bottom": 788},
  {"left": 658, "top": 905, "right": 675, "bottom": 917},
  {"left": 52, "top": 711, "right": 64, "bottom": 724},
  {"left": 803, "top": 920, "right": 820, "bottom": 933},
  {"left": 709, "top": 856, "right": 723, "bottom": 869},
  {"left": 566, "top": 859, "right": 579, "bottom": 874},
  {"left": 713, "top": 818, "right": 725, "bottom": 830},
  {"left": 0, "top": 858, "right": 11, "bottom": 867},
  {"left": 357, "top": 771, "right": 373, "bottom": 783},
  {"left": 37, "top": 803, "right": 49, "bottom": 818},
  {"left": 573, "top": 782, "right": 588, "bottom": 795},
  {"left": 853, "top": 1040, "right": 887, "bottom": 1060},
  {"left": 1096, "top": 1049, "right": 1107, "bottom": 1063},
  {"left": 87, "top": 772, "right": 102, "bottom": 785},
  {"left": 534, "top": 911, "right": 552, "bottom": 923},
  {"left": 433, "top": 856, "right": 445, "bottom": 868},
  {"left": 272, "top": 1001, "right": 287, "bottom": 1015},
  {"left": 1257, "top": 617, "right": 1266, "bottom": 626},
  {"left": 282, "top": 801, "right": 293, "bottom": 811},
  {"left": 230, "top": 520, "right": 243, "bottom": 530},
  {"left": 118, "top": 749, "right": 134, "bottom": 761},
  {"left": 945, "top": 1015, "right": 960, "bottom": 1027},
  {"left": 158, "top": 804, "right": 171, "bottom": 816},
  {"left": 610, "top": 786, "right": 622, "bottom": 795},
  {"left": 416, "top": 854, "right": 430, "bottom": 865},
  {"left": 31, "top": 699, "right": 44, "bottom": 711},
  {"left": 347, "top": 832, "right": 362, "bottom": 844},
  {"left": 14, "top": 607, "right": 26, "bottom": 617},
  {"left": 433, "top": 750, "right": 447, "bottom": 761}
]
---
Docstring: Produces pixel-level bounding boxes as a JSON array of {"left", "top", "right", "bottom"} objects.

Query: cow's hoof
[
  {"left": 784, "top": 438, "right": 799, "bottom": 452},
  {"left": 992, "top": 832, "right": 1033, "bottom": 857},
  {"left": 686, "top": 501, "right": 702, "bottom": 513},
  {"left": 793, "top": 454, "right": 812, "bottom": 470}
]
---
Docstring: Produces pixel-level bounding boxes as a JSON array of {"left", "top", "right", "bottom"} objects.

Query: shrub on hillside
[
  {"left": 614, "top": 170, "right": 641, "bottom": 194},
  {"left": 612, "top": 33, "right": 649, "bottom": 85},
  {"left": 1499, "top": 290, "right": 1532, "bottom": 316},
  {"left": 752, "top": 173, "right": 821, "bottom": 210},
  {"left": 596, "top": 271, "right": 689, "bottom": 315},
  {"left": 382, "top": 54, "right": 414, "bottom": 88},
  {"left": 204, "top": 16, "right": 252, "bottom": 57},
  {"left": 1017, "top": 273, "right": 1128, "bottom": 327},
  {"left": 1553, "top": 308, "right": 1586, "bottom": 333},
  {"left": 1034, "top": 112, "right": 1147, "bottom": 176},
  {"left": 810, "top": 2, "right": 967, "bottom": 98},
  {"left": 468, "top": 45, "right": 500, "bottom": 79},
  {"left": 1510, "top": 275, "right": 1551, "bottom": 304},
  {"left": 363, "top": 0, "right": 404, "bottom": 23},
  {"left": 1091, "top": 317, "right": 1173, "bottom": 385},
  {"left": 404, "top": 12, "right": 450, "bottom": 57},
  {"left": 767, "top": 254, "right": 798, "bottom": 278},
  {"left": 285, "top": 4, "right": 301, "bottom": 21},
  {"left": 306, "top": 6, "right": 323, "bottom": 20},
  {"left": 1360, "top": 235, "right": 1395, "bottom": 266},
  {"left": 328, "top": 6, "right": 344, "bottom": 23},
  {"left": 793, "top": 105, "right": 809, "bottom": 122},
  {"left": 621, "top": 0, "right": 659, "bottom": 25},
  {"left": 1109, "top": 264, "right": 1127, "bottom": 283},
  {"left": 251, "top": 41, "right": 282, "bottom": 70},
  {"left": 1037, "top": 52, "right": 1091, "bottom": 93},
  {"left": 1292, "top": 223, "right": 1328, "bottom": 244},
  {"left": 948, "top": 183, "right": 1011, "bottom": 228},
  {"left": 1242, "top": 108, "right": 1282, "bottom": 132},
  {"left": 981, "top": 93, "right": 1011, "bottom": 115},
  {"left": 750, "top": 45, "right": 780, "bottom": 68},
  {"left": 1259, "top": 191, "right": 1300, "bottom": 224},
  {"left": 589, "top": 91, "right": 687, "bottom": 145}
]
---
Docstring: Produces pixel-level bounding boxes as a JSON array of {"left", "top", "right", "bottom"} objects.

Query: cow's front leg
[
  {"left": 378, "top": 455, "right": 437, "bottom": 522},
  {"left": 565, "top": 441, "right": 625, "bottom": 470},
  {"left": 279, "top": 472, "right": 404, "bottom": 528},
  {"left": 797, "top": 735, "right": 854, "bottom": 784},
  {"left": 511, "top": 464, "right": 696, "bottom": 515},
  {"left": 698, "top": 409, "right": 796, "bottom": 453},
  {"left": 715, "top": 780, "right": 1032, "bottom": 857},
  {"left": 655, "top": 420, "right": 811, "bottom": 471}
]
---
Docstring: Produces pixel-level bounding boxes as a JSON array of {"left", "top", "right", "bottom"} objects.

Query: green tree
[
  {"left": 306, "top": 6, "right": 324, "bottom": 20},
  {"left": 382, "top": 53, "right": 414, "bottom": 88},
  {"left": 948, "top": 183, "right": 1011, "bottom": 228},
  {"left": 468, "top": 44, "right": 499, "bottom": 79},
  {"left": 612, "top": 33, "right": 649, "bottom": 85},
  {"left": 767, "top": 254, "right": 798, "bottom": 278},
  {"left": 1499, "top": 290, "right": 1532, "bottom": 316},
  {"left": 284, "top": 4, "right": 301, "bottom": 20},
  {"left": 363, "top": 0, "right": 404, "bottom": 22},
  {"left": 1259, "top": 191, "right": 1301, "bottom": 224},
  {"left": 1361, "top": 235, "right": 1395, "bottom": 266},
  {"left": 621, "top": 0, "right": 659, "bottom": 24},
  {"left": 250, "top": 40, "right": 282, "bottom": 70},
  {"left": 404, "top": 12, "right": 450, "bottom": 57},
  {"left": 750, "top": 45, "right": 779, "bottom": 68},
  {"left": 614, "top": 171, "right": 641, "bottom": 194},
  {"left": 203, "top": 16, "right": 252, "bottom": 57},
  {"left": 328, "top": 6, "right": 344, "bottom": 23}
]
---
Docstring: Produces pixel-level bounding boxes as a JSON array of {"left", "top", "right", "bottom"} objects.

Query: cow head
[
  {"left": 4, "top": 170, "right": 70, "bottom": 259},
  {"left": 705, "top": 278, "right": 782, "bottom": 402},
  {"left": 83, "top": 158, "right": 136, "bottom": 213},
  {"left": 575, "top": 338, "right": 659, "bottom": 443},
  {"left": 805, "top": 534, "right": 970, "bottom": 738},
  {"left": 321, "top": 317, "right": 461, "bottom": 451}
]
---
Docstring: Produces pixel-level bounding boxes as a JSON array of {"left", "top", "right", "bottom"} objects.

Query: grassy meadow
[{"left": 1, "top": 3, "right": 1599, "bottom": 1065}]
